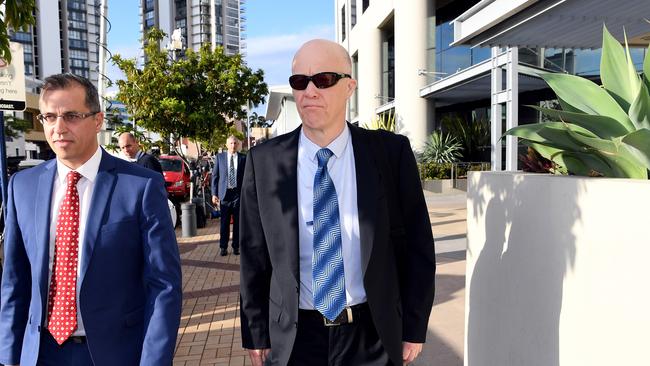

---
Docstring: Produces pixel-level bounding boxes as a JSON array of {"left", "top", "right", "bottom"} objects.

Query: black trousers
[
  {"left": 287, "top": 303, "right": 393, "bottom": 366},
  {"left": 219, "top": 188, "right": 240, "bottom": 249}
]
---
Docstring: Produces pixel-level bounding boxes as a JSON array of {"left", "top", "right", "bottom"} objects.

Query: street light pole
[{"left": 247, "top": 101, "right": 252, "bottom": 149}]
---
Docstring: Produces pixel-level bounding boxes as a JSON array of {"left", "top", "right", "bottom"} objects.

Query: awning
[
  {"left": 264, "top": 85, "right": 293, "bottom": 121},
  {"left": 420, "top": 59, "right": 549, "bottom": 107},
  {"left": 452, "top": 0, "right": 650, "bottom": 49}
]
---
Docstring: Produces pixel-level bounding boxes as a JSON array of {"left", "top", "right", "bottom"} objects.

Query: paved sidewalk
[{"left": 173, "top": 190, "right": 467, "bottom": 365}]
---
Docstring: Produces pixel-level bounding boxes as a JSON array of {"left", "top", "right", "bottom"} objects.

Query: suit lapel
[
  {"left": 35, "top": 160, "right": 57, "bottom": 302},
  {"left": 349, "top": 124, "right": 380, "bottom": 276},
  {"left": 79, "top": 151, "right": 116, "bottom": 286},
  {"left": 278, "top": 127, "right": 301, "bottom": 282}
]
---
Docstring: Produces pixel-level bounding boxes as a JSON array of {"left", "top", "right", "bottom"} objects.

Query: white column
[
  {"left": 394, "top": 0, "right": 429, "bottom": 150},
  {"left": 357, "top": 27, "right": 381, "bottom": 128},
  {"left": 37, "top": 0, "right": 63, "bottom": 78},
  {"left": 505, "top": 47, "right": 519, "bottom": 171},
  {"left": 490, "top": 47, "right": 503, "bottom": 171}
]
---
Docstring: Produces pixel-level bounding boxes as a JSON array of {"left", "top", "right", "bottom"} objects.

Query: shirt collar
[
  {"left": 300, "top": 124, "right": 350, "bottom": 163},
  {"left": 56, "top": 146, "right": 103, "bottom": 185}
]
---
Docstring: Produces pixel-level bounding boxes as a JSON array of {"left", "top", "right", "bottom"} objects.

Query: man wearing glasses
[
  {"left": 239, "top": 40, "right": 436, "bottom": 365},
  {"left": 0, "top": 73, "right": 182, "bottom": 366}
]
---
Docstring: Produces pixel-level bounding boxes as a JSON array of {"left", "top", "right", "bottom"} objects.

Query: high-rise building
[
  {"left": 10, "top": 0, "right": 103, "bottom": 85},
  {"left": 140, "top": 0, "right": 246, "bottom": 56},
  {"left": 5, "top": 0, "right": 105, "bottom": 161}
]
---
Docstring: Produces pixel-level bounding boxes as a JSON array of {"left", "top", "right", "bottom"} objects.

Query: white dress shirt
[
  {"left": 297, "top": 125, "right": 366, "bottom": 310},
  {"left": 46, "top": 146, "right": 103, "bottom": 336},
  {"left": 227, "top": 152, "right": 239, "bottom": 172}
]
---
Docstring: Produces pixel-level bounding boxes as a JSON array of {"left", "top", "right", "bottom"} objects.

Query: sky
[{"left": 106, "top": 0, "right": 335, "bottom": 114}]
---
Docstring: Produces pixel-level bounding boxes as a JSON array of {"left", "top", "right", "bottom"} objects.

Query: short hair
[
  {"left": 227, "top": 135, "right": 240, "bottom": 142},
  {"left": 41, "top": 73, "right": 101, "bottom": 112}
]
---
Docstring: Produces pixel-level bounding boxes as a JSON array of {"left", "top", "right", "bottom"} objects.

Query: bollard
[
  {"left": 192, "top": 197, "right": 206, "bottom": 228},
  {"left": 181, "top": 202, "right": 197, "bottom": 237}
]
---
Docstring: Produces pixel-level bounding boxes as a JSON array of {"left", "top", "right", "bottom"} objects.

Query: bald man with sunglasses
[{"left": 239, "top": 39, "right": 436, "bottom": 366}]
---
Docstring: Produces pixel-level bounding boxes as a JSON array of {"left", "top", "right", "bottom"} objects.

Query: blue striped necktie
[{"left": 312, "top": 148, "right": 346, "bottom": 321}]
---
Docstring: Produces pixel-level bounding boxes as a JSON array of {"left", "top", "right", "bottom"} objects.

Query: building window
[
  {"left": 362, "top": 0, "right": 369, "bottom": 12},
  {"left": 351, "top": 1, "right": 357, "bottom": 28},
  {"left": 381, "top": 22, "right": 394, "bottom": 100},
  {"left": 68, "top": 0, "right": 86, "bottom": 11},
  {"left": 350, "top": 54, "right": 359, "bottom": 119},
  {"left": 340, "top": 6, "right": 346, "bottom": 41}
]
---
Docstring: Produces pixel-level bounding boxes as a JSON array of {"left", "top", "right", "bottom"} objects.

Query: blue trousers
[{"left": 37, "top": 331, "right": 93, "bottom": 366}]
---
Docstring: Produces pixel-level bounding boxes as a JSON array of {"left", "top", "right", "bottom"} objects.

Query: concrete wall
[
  {"left": 270, "top": 97, "right": 300, "bottom": 137},
  {"left": 466, "top": 171, "right": 650, "bottom": 366}
]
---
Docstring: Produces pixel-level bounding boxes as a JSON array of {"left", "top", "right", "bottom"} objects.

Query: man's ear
[
  {"left": 94, "top": 112, "right": 104, "bottom": 132},
  {"left": 346, "top": 79, "right": 357, "bottom": 98}
]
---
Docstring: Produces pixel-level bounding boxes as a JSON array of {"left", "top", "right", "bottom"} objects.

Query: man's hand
[
  {"left": 211, "top": 195, "right": 220, "bottom": 208},
  {"left": 402, "top": 342, "right": 423, "bottom": 365},
  {"left": 247, "top": 348, "right": 271, "bottom": 366}
]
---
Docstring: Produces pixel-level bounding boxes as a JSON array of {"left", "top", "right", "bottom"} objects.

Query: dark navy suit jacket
[
  {"left": 0, "top": 150, "right": 182, "bottom": 366},
  {"left": 211, "top": 152, "right": 246, "bottom": 201},
  {"left": 136, "top": 151, "right": 163, "bottom": 175}
]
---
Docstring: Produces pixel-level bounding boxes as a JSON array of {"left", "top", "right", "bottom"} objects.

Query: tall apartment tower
[
  {"left": 10, "top": 0, "right": 102, "bottom": 86},
  {"left": 140, "top": 0, "right": 246, "bottom": 56}
]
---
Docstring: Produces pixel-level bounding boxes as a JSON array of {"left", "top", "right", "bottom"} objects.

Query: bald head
[
  {"left": 292, "top": 39, "right": 352, "bottom": 75},
  {"left": 118, "top": 132, "right": 140, "bottom": 159},
  {"left": 290, "top": 39, "right": 357, "bottom": 147}
]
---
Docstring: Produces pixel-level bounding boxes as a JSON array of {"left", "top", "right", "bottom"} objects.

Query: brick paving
[
  {"left": 174, "top": 221, "right": 250, "bottom": 366},
  {"left": 173, "top": 190, "right": 467, "bottom": 365}
]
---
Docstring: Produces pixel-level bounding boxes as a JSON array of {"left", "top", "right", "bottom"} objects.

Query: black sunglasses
[{"left": 289, "top": 72, "right": 352, "bottom": 90}]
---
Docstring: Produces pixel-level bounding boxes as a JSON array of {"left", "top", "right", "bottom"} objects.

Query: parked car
[
  {"left": 17, "top": 159, "right": 46, "bottom": 171},
  {"left": 158, "top": 155, "right": 191, "bottom": 200}
]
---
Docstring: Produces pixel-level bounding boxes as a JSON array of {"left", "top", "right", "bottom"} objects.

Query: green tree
[
  {"left": 112, "top": 28, "right": 268, "bottom": 157},
  {"left": 0, "top": 0, "right": 36, "bottom": 63},
  {"left": 3, "top": 115, "right": 32, "bottom": 138}
]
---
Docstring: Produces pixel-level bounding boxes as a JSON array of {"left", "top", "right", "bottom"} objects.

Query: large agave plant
[
  {"left": 421, "top": 131, "right": 463, "bottom": 164},
  {"left": 505, "top": 26, "right": 650, "bottom": 179}
]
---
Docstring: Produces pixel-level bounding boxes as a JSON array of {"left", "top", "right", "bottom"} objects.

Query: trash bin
[
  {"left": 181, "top": 202, "right": 197, "bottom": 237},
  {"left": 192, "top": 197, "right": 207, "bottom": 228}
]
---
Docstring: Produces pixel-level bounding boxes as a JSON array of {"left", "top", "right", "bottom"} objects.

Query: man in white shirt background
[{"left": 211, "top": 136, "right": 246, "bottom": 256}]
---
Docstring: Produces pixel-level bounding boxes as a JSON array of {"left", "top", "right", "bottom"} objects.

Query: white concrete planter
[
  {"left": 422, "top": 178, "right": 467, "bottom": 193},
  {"left": 465, "top": 171, "right": 650, "bottom": 366}
]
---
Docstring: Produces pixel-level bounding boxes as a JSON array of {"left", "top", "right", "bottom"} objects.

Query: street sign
[{"left": 0, "top": 42, "right": 26, "bottom": 111}]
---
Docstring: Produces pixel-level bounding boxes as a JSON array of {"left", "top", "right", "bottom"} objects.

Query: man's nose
[
  {"left": 303, "top": 81, "right": 319, "bottom": 97},
  {"left": 52, "top": 118, "right": 68, "bottom": 133}
]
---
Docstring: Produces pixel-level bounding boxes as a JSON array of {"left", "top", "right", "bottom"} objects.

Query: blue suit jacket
[
  {"left": 211, "top": 152, "right": 245, "bottom": 201},
  {"left": 0, "top": 151, "right": 182, "bottom": 366}
]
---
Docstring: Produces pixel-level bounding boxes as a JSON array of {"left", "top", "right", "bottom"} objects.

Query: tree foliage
[
  {"left": 111, "top": 28, "right": 268, "bottom": 153},
  {"left": 0, "top": 0, "right": 36, "bottom": 63},
  {"left": 3, "top": 115, "right": 32, "bottom": 138}
]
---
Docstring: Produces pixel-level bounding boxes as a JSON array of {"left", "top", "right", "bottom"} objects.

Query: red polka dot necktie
[{"left": 47, "top": 171, "right": 82, "bottom": 344}]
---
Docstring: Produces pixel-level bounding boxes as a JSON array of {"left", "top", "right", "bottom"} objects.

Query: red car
[{"left": 159, "top": 155, "right": 191, "bottom": 200}]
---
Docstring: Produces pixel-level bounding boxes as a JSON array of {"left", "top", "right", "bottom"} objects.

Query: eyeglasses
[
  {"left": 289, "top": 72, "right": 352, "bottom": 90},
  {"left": 37, "top": 111, "right": 100, "bottom": 125}
]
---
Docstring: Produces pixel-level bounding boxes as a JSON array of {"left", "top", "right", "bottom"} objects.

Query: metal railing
[{"left": 451, "top": 162, "right": 491, "bottom": 189}]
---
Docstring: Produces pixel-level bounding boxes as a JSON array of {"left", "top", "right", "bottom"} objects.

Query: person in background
[
  {"left": 238, "top": 39, "right": 436, "bottom": 366},
  {"left": 118, "top": 132, "right": 163, "bottom": 175},
  {"left": 0, "top": 73, "right": 182, "bottom": 366},
  {"left": 211, "top": 136, "right": 246, "bottom": 256}
]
